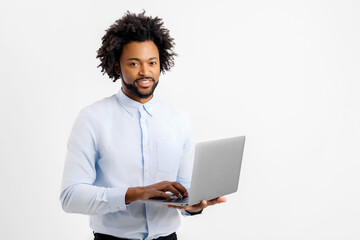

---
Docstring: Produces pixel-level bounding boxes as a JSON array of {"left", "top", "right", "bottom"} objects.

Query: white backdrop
[{"left": 1, "top": 0, "right": 359, "bottom": 239}]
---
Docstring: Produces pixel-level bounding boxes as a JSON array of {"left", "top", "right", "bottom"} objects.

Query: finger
[
  {"left": 200, "top": 200, "right": 208, "bottom": 208},
  {"left": 182, "top": 201, "right": 206, "bottom": 212},
  {"left": 207, "top": 196, "right": 227, "bottom": 206},
  {"left": 157, "top": 191, "right": 173, "bottom": 200},
  {"left": 171, "top": 182, "right": 188, "bottom": 196},
  {"left": 166, "top": 185, "right": 182, "bottom": 198},
  {"left": 187, "top": 201, "right": 207, "bottom": 210},
  {"left": 167, "top": 205, "right": 185, "bottom": 209}
]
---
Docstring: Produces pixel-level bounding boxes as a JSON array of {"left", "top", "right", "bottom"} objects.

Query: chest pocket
[{"left": 157, "top": 141, "right": 183, "bottom": 173}]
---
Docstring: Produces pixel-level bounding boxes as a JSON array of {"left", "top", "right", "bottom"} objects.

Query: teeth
[{"left": 139, "top": 80, "right": 150, "bottom": 83}]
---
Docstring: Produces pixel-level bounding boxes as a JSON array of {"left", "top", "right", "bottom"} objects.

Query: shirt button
[
  {"left": 149, "top": 218, "right": 152, "bottom": 222},
  {"left": 145, "top": 169, "right": 148, "bottom": 173},
  {"left": 144, "top": 144, "right": 147, "bottom": 148}
]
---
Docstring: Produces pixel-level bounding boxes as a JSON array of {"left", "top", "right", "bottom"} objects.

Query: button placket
[
  {"left": 139, "top": 106, "right": 155, "bottom": 236},
  {"left": 139, "top": 106, "right": 150, "bottom": 186},
  {"left": 139, "top": 106, "right": 153, "bottom": 236}
]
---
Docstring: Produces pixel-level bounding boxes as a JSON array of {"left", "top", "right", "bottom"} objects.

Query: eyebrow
[{"left": 127, "top": 57, "right": 158, "bottom": 61}]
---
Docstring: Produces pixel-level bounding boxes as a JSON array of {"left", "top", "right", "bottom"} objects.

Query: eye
[
  {"left": 129, "top": 62, "right": 138, "bottom": 66},
  {"left": 150, "top": 61, "right": 157, "bottom": 65}
]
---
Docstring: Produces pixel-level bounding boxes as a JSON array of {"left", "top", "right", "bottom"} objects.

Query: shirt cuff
[
  {"left": 180, "top": 209, "right": 203, "bottom": 216},
  {"left": 185, "top": 209, "right": 203, "bottom": 216},
  {"left": 107, "top": 186, "right": 129, "bottom": 212}
]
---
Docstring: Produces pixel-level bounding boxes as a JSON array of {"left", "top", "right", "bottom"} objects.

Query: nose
[{"left": 139, "top": 64, "right": 150, "bottom": 77}]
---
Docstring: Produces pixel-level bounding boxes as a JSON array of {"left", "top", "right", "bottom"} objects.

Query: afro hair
[{"left": 96, "top": 11, "right": 177, "bottom": 82}]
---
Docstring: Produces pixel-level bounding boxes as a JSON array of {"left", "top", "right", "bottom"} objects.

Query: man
[{"left": 60, "top": 11, "right": 225, "bottom": 240}]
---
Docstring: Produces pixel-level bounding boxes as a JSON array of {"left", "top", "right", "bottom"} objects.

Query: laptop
[{"left": 142, "top": 136, "right": 246, "bottom": 206}]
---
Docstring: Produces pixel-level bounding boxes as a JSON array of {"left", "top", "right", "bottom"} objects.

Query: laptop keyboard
[{"left": 162, "top": 196, "right": 189, "bottom": 203}]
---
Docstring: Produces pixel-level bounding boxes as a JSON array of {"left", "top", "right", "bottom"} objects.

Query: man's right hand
[{"left": 125, "top": 181, "right": 188, "bottom": 204}]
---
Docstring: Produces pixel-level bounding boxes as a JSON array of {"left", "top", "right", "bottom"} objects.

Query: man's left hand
[{"left": 167, "top": 196, "right": 227, "bottom": 213}]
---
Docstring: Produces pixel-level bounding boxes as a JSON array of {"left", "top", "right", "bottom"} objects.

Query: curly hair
[{"left": 96, "top": 11, "right": 177, "bottom": 82}]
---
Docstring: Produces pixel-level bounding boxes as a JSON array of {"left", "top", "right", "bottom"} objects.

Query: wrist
[{"left": 125, "top": 187, "right": 143, "bottom": 204}]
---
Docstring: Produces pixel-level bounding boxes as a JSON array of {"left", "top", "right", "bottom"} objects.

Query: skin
[
  {"left": 115, "top": 40, "right": 225, "bottom": 213},
  {"left": 115, "top": 40, "right": 160, "bottom": 104},
  {"left": 167, "top": 197, "right": 227, "bottom": 213}
]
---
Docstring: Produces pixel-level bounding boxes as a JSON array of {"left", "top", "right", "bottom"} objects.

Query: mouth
[{"left": 136, "top": 78, "right": 153, "bottom": 88}]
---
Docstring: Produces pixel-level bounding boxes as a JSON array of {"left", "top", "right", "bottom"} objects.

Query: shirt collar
[{"left": 116, "top": 88, "right": 156, "bottom": 118}]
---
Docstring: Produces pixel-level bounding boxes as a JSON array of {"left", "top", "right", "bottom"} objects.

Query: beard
[{"left": 121, "top": 77, "right": 159, "bottom": 99}]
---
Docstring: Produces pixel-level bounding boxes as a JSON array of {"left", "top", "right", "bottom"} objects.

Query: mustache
[{"left": 135, "top": 77, "right": 154, "bottom": 82}]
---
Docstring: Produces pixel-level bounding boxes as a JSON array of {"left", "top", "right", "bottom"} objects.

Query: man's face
[{"left": 116, "top": 40, "right": 161, "bottom": 103}]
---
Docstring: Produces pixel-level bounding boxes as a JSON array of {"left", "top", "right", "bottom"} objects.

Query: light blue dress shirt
[{"left": 60, "top": 89, "right": 194, "bottom": 240}]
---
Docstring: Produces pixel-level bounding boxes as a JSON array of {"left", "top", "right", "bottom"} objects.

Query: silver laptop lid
[{"left": 187, "top": 136, "right": 245, "bottom": 205}]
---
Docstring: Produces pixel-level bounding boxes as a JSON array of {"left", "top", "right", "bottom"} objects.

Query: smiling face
[{"left": 115, "top": 40, "right": 161, "bottom": 104}]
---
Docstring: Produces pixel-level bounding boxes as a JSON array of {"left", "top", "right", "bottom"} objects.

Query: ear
[{"left": 114, "top": 62, "right": 122, "bottom": 78}]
